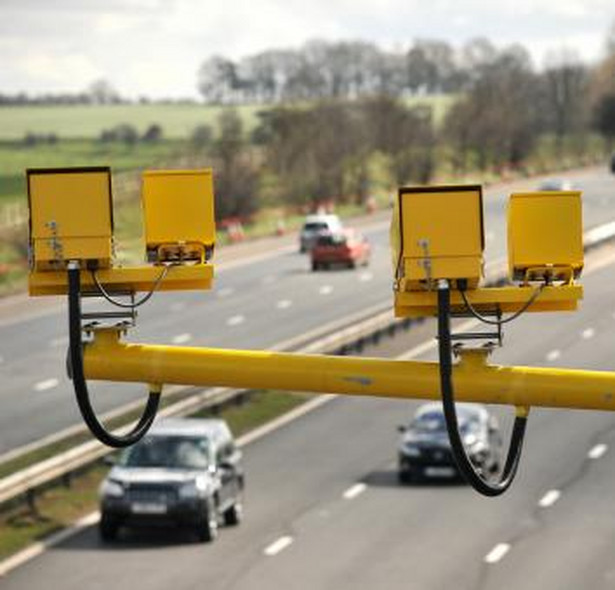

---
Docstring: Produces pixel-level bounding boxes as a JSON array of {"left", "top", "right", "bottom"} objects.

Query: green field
[
  {"left": 0, "top": 95, "right": 454, "bottom": 142},
  {"left": 0, "top": 104, "right": 263, "bottom": 141},
  {"left": 0, "top": 139, "right": 189, "bottom": 205}
]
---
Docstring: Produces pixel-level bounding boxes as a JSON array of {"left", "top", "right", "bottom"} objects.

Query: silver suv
[
  {"left": 99, "top": 418, "right": 244, "bottom": 542},
  {"left": 299, "top": 214, "right": 342, "bottom": 252}
]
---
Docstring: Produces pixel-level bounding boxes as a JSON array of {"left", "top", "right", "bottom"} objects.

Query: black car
[
  {"left": 610, "top": 153, "right": 615, "bottom": 174},
  {"left": 397, "top": 403, "right": 502, "bottom": 482},
  {"left": 99, "top": 418, "right": 244, "bottom": 542}
]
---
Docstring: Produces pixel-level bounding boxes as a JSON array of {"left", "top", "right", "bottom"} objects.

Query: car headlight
[
  {"left": 100, "top": 479, "right": 124, "bottom": 498},
  {"left": 179, "top": 478, "right": 208, "bottom": 499},
  {"left": 464, "top": 434, "right": 478, "bottom": 447},
  {"left": 402, "top": 443, "right": 421, "bottom": 457},
  {"left": 464, "top": 434, "right": 486, "bottom": 455}
]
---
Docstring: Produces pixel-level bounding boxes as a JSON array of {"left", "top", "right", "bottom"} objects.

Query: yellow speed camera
[
  {"left": 508, "top": 191, "right": 583, "bottom": 283},
  {"left": 392, "top": 184, "right": 484, "bottom": 292},
  {"left": 142, "top": 169, "right": 215, "bottom": 264},
  {"left": 28, "top": 167, "right": 113, "bottom": 271}
]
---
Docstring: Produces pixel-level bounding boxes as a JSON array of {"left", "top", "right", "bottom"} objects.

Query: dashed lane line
[
  {"left": 484, "top": 543, "right": 511, "bottom": 564},
  {"left": 276, "top": 299, "right": 292, "bottom": 310},
  {"left": 319, "top": 285, "right": 333, "bottom": 295},
  {"left": 227, "top": 315, "right": 245, "bottom": 327},
  {"left": 538, "top": 489, "right": 561, "bottom": 508},
  {"left": 581, "top": 328, "right": 595, "bottom": 340},
  {"left": 171, "top": 333, "right": 192, "bottom": 345},
  {"left": 546, "top": 349, "right": 561, "bottom": 362},
  {"left": 264, "top": 536, "right": 293, "bottom": 557},
  {"left": 34, "top": 378, "right": 59, "bottom": 392},
  {"left": 588, "top": 443, "right": 608, "bottom": 460},
  {"left": 343, "top": 483, "right": 367, "bottom": 500}
]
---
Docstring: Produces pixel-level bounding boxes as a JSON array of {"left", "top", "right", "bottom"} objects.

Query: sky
[{"left": 1, "top": 0, "right": 614, "bottom": 99}]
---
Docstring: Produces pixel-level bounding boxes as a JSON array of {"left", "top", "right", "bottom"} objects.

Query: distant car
[
  {"left": 299, "top": 214, "right": 342, "bottom": 253},
  {"left": 310, "top": 229, "right": 371, "bottom": 271},
  {"left": 537, "top": 178, "right": 574, "bottom": 191},
  {"left": 99, "top": 418, "right": 244, "bottom": 543},
  {"left": 610, "top": 153, "right": 615, "bottom": 174},
  {"left": 397, "top": 403, "right": 502, "bottom": 483}
]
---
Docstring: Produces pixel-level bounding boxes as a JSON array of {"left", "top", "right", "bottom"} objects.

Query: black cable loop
[
  {"left": 437, "top": 281, "right": 528, "bottom": 497},
  {"left": 459, "top": 283, "right": 546, "bottom": 326},
  {"left": 90, "top": 264, "right": 170, "bottom": 309},
  {"left": 68, "top": 263, "right": 160, "bottom": 448}
]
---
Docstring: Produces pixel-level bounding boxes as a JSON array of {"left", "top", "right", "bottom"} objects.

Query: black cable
[
  {"left": 90, "top": 264, "right": 170, "bottom": 309},
  {"left": 459, "top": 283, "right": 545, "bottom": 326},
  {"left": 68, "top": 262, "right": 161, "bottom": 448},
  {"left": 437, "top": 280, "right": 528, "bottom": 497}
]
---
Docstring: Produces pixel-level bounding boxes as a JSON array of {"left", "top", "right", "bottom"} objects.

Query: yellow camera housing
[
  {"left": 508, "top": 190, "right": 583, "bottom": 283},
  {"left": 27, "top": 167, "right": 215, "bottom": 297},
  {"left": 28, "top": 167, "right": 113, "bottom": 271},
  {"left": 142, "top": 169, "right": 216, "bottom": 263},
  {"left": 392, "top": 184, "right": 484, "bottom": 291}
]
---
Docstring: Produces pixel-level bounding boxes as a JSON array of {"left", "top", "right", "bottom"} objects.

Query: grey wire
[
  {"left": 90, "top": 265, "right": 171, "bottom": 309},
  {"left": 459, "top": 283, "right": 546, "bottom": 326}
]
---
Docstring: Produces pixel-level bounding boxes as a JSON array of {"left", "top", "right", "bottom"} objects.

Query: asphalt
[
  {"left": 1, "top": 167, "right": 613, "bottom": 454},
  {"left": 4, "top": 207, "right": 615, "bottom": 588}
]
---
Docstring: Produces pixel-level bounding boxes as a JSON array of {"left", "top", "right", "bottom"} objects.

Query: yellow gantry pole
[{"left": 83, "top": 329, "right": 615, "bottom": 412}]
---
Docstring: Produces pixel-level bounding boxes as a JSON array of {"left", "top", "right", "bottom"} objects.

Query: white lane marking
[
  {"left": 49, "top": 336, "right": 68, "bottom": 348},
  {"left": 217, "top": 287, "right": 235, "bottom": 298},
  {"left": 264, "top": 536, "right": 293, "bottom": 556},
  {"left": 588, "top": 443, "right": 608, "bottom": 460},
  {"left": 172, "top": 333, "right": 192, "bottom": 345},
  {"left": 484, "top": 543, "right": 511, "bottom": 564},
  {"left": 34, "top": 378, "right": 59, "bottom": 392},
  {"left": 227, "top": 315, "right": 245, "bottom": 327},
  {"left": 581, "top": 328, "right": 595, "bottom": 340},
  {"left": 538, "top": 489, "right": 561, "bottom": 508},
  {"left": 276, "top": 299, "right": 292, "bottom": 310},
  {"left": 546, "top": 349, "right": 561, "bottom": 362},
  {"left": 359, "top": 271, "right": 373, "bottom": 282},
  {"left": 170, "top": 302, "right": 186, "bottom": 312},
  {"left": 343, "top": 482, "right": 367, "bottom": 500},
  {"left": 319, "top": 285, "right": 333, "bottom": 295}
]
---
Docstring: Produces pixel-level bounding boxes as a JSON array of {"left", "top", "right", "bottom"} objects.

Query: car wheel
[
  {"left": 348, "top": 260, "right": 356, "bottom": 269},
  {"left": 196, "top": 500, "right": 219, "bottom": 542},
  {"left": 223, "top": 497, "right": 243, "bottom": 526},
  {"left": 398, "top": 470, "right": 412, "bottom": 484},
  {"left": 311, "top": 260, "right": 319, "bottom": 271},
  {"left": 99, "top": 514, "right": 119, "bottom": 542}
]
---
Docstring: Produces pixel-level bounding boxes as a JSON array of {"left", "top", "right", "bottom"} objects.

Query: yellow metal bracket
[
  {"left": 394, "top": 283, "right": 583, "bottom": 318},
  {"left": 29, "top": 264, "right": 214, "bottom": 296}
]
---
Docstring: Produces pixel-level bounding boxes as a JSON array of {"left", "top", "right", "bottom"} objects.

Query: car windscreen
[
  {"left": 411, "top": 410, "right": 480, "bottom": 434},
  {"left": 304, "top": 222, "right": 330, "bottom": 231},
  {"left": 316, "top": 234, "right": 347, "bottom": 247},
  {"left": 118, "top": 435, "right": 210, "bottom": 469}
]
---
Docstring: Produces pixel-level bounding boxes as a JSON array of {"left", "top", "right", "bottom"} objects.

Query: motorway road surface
[
  {"left": 0, "top": 167, "right": 613, "bottom": 454},
  {"left": 4, "top": 238, "right": 615, "bottom": 588}
]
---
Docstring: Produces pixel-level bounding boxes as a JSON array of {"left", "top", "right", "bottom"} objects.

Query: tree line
[{"left": 198, "top": 28, "right": 615, "bottom": 221}]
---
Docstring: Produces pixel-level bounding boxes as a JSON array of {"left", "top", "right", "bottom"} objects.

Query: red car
[{"left": 311, "top": 229, "right": 371, "bottom": 271}]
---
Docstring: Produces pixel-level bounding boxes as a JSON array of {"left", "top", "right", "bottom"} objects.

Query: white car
[{"left": 299, "top": 214, "right": 342, "bottom": 253}]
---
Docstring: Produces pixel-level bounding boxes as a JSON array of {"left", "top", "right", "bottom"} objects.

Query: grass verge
[{"left": 0, "top": 389, "right": 312, "bottom": 562}]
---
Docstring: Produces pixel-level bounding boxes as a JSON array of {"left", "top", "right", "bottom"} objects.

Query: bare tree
[{"left": 540, "top": 51, "right": 589, "bottom": 154}]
